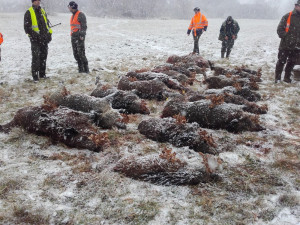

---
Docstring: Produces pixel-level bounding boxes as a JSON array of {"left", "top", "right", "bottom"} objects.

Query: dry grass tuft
[
  {"left": 278, "top": 194, "right": 299, "bottom": 207},
  {"left": 0, "top": 179, "right": 22, "bottom": 199},
  {"left": 272, "top": 159, "right": 300, "bottom": 173},
  {"left": 13, "top": 206, "right": 49, "bottom": 225}
]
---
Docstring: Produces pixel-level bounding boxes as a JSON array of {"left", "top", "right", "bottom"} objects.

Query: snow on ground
[{"left": 0, "top": 13, "right": 299, "bottom": 224}]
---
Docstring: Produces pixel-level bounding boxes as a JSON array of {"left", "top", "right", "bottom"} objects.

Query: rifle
[{"left": 49, "top": 22, "right": 62, "bottom": 28}]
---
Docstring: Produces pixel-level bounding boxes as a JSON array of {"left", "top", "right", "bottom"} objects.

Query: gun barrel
[{"left": 50, "top": 23, "right": 62, "bottom": 28}]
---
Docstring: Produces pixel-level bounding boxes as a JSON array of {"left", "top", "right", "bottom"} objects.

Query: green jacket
[
  {"left": 277, "top": 9, "right": 300, "bottom": 50},
  {"left": 219, "top": 19, "right": 240, "bottom": 41}
]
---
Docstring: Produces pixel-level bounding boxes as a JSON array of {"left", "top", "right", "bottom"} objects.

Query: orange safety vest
[
  {"left": 70, "top": 10, "right": 81, "bottom": 35},
  {"left": 188, "top": 12, "right": 208, "bottom": 36},
  {"left": 0, "top": 33, "right": 3, "bottom": 45},
  {"left": 285, "top": 11, "right": 293, "bottom": 33}
]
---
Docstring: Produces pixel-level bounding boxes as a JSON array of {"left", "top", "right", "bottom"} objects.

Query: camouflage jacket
[
  {"left": 219, "top": 20, "right": 240, "bottom": 41},
  {"left": 277, "top": 10, "right": 300, "bottom": 50}
]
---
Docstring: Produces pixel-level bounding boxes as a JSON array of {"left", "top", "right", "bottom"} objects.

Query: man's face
[
  {"left": 32, "top": 0, "right": 41, "bottom": 7},
  {"left": 295, "top": 4, "right": 300, "bottom": 13},
  {"left": 68, "top": 6, "right": 75, "bottom": 13}
]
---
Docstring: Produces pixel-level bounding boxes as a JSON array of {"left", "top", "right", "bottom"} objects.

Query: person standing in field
[
  {"left": 68, "top": 1, "right": 89, "bottom": 73},
  {"left": 219, "top": 16, "right": 240, "bottom": 59},
  {"left": 275, "top": 0, "right": 300, "bottom": 83},
  {"left": 0, "top": 32, "right": 3, "bottom": 61},
  {"left": 187, "top": 7, "right": 208, "bottom": 55},
  {"left": 24, "top": 0, "right": 52, "bottom": 81}
]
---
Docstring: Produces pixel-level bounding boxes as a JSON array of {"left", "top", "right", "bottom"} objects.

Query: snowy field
[{"left": 0, "top": 13, "right": 299, "bottom": 224}]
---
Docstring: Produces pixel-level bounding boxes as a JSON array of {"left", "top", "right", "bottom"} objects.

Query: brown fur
[{"left": 0, "top": 106, "right": 108, "bottom": 152}]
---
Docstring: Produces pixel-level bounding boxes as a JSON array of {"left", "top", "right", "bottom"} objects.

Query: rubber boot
[
  {"left": 221, "top": 52, "right": 225, "bottom": 58},
  {"left": 226, "top": 50, "right": 231, "bottom": 58},
  {"left": 283, "top": 73, "right": 292, "bottom": 83},
  {"left": 39, "top": 71, "right": 47, "bottom": 79},
  {"left": 78, "top": 62, "right": 84, "bottom": 73},
  {"left": 83, "top": 62, "right": 89, "bottom": 74},
  {"left": 32, "top": 72, "right": 39, "bottom": 82}
]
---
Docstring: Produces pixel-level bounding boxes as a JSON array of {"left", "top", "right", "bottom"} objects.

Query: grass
[
  {"left": 98, "top": 199, "right": 160, "bottom": 225},
  {"left": 0, "top": 179, "right": 22, "bottom": 199},
  {"left": 278, "top": 194, "right": 299, "bottom": 207},
  {"left": 217, "top": 159, "right": 284, "bottom": 196},
  {"left": 12, "top": 206, "right": 49, "bottom": 225}
]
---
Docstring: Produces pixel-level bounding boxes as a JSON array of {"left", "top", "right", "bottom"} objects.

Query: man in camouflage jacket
[
  {"left": 275, "top": 1, "right": 300, "bottom": 83},
  {"left": 68, "top": 1, "right": 89, "bottom": 73},
  {"left": 219, "top": 16, "right": 240, "bottom": 59}
]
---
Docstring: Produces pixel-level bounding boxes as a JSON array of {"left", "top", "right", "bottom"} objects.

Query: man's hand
[
  {"left": 232, "top": 35, "right": 236, "bottom": 40},
  {"left": 225, "top": 36, "right": 228, "bottom": 40},
  {"left": 80, "top": 36, "right": 84, "bottom": 41}
]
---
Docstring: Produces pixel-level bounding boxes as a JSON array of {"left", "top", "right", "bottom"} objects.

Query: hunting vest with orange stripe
[
  {"left": 285, "top": 11, "right": 293, "bottom": 33},
  {"left": 188, "top": 12, "right": 208, "bottom": 36},
  {"left": 0, "top": 33, "right": 3, "bottom": 45},
  {"left": 70, "top": 10, "right": 81, "bottom": 35}
]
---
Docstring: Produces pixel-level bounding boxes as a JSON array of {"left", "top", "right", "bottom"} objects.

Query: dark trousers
[
  {"left": 31, "top": 40, "right": 48, "bottom": 77},
  {"left": 221, "top": 39, "right": 235, "bottom": 57},
  {"left": 193, "top": 34, "right": 202, "bottom": 54},
  {"left": 275, "top": 49, "right": 298, "bottom": 81},
  {"left": 71, "top": 36, "right": 88, "bottom": 71}
]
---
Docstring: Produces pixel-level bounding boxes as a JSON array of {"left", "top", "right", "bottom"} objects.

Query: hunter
[
  {"left": 219, "top": 16, "right": 240, "bottom": 59},
  {"left": 24, "top": 0, "right": 52, "bottom": 81},
  {"left": 187, "top": 7, "right": 208, "bottom": 55},
  {"left": 68, "top": 1, "right": 89, "bottom": 73},
  {"left": 275, "top": 0, "right": 300, "bottom": 83},
  {"left": 0, "top": 32, "right": 3, "bottom": 61}
]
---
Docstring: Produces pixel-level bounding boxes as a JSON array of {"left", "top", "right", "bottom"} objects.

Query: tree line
[{"left": 0, "top": 0, "right": 285, "bottom": 19}]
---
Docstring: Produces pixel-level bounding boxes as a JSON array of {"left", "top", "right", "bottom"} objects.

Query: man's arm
[
  {"left": 235, "top": 21, "right": 240, "bottom": 35},
  {"left": 24, "top": 10, "right": 33, "bottom": 36},
  {"left": 78, "top": 12, "right": 87, "bottom": 36},
  {"left": 277, "top": 14, "right": 288, "bottom": 39}
]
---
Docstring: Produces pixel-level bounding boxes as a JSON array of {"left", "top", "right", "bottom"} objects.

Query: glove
[
  {"left": 46, "top": 34, "right": 52, "bottom": 43},
  {"left": 204, "top": 26, "right": 207, "bottom": 31}
]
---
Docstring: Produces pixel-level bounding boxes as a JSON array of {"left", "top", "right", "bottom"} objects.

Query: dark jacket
[
  {"left": 24, "top": 5, "right": 52, "bottom": 44},
  {"left": 71, "top": 10, "right": 87, "bottom": 38},
  {"left": 219, "top": 19, "right": 240, "bottom": 41},
  {"left": 277, "top": 9, "right": 300, "bottom": 50}
]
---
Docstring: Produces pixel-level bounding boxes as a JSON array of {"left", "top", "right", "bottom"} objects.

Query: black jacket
[
  {"left": 277, "top": 10, "right": 300, "bottom": 50},
  {"left": 24, "top": 5, "right": 52, "bottom": 44}
]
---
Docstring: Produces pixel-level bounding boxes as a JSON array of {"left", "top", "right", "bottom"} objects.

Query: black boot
[
  {"left": 283, "top": 74, "right": 292, "bottom": 83},
  {"left": 78, "top": 62, "right": 84, "bottom": 73},
  {"left": 83, "top": 62, "right": 89, "bottom": 74},
  {"left": 221, "top": 52, "right": 225, "bottom": 58},
  {"left": 39, "top": 71, "right": 47, "bottom": 79},
  {"left": 226, "top": 50, "right": 231, "bottom": 58},
  {"left": 32, "top": 72, "right": 39, "bottom": 82}
]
